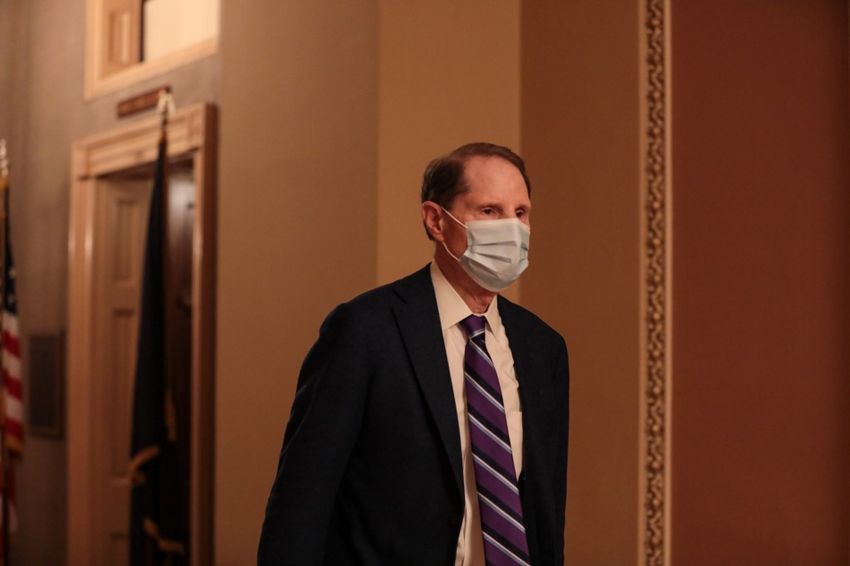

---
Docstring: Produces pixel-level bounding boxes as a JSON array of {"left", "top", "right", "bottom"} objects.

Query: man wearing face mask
[{"left": 259, "top": 143, "right": 569, "bottom": 566}]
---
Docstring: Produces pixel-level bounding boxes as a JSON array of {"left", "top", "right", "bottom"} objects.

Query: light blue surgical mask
[{"left": 441, "top": 207, "right": 530, "bottom": 292}]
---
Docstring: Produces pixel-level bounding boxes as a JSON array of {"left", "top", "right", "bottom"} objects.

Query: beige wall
[
  {"left": 376, "top": 0, "right": 520, "bottom": 284},
  {"left": 217, "top": 1, "right": 524, "bottom": 562},
  {"left": 521, "top": 2, "right": 642, "bottom": 564},
  {"left": 671, "top": 1, "right": 850, "bottom": 563},
  {"left": 217, "top": 3, "right": 379, "bottom": 564}
]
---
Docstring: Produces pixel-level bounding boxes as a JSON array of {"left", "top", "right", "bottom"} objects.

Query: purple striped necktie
[{"left": 460, "top": 315, "right": 531, "bottom": 566}]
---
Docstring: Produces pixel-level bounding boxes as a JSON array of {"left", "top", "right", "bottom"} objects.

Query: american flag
[
  {"left": 2, "top": 219, "right": 21, "bottom": 457},
  {"left": 0, "top": 187, "right": 21, "bottom": 535}
]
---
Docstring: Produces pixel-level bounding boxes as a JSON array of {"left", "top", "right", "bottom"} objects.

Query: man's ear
[{"left": 421, "top": 201, "right": 445, "bottom": 242}]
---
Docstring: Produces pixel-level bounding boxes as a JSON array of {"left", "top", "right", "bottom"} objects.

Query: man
[{"left": 258, "top": 143, "right": 569, "bottom": 565}]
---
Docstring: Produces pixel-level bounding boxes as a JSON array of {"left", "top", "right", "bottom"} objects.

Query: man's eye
[{"left": 482, "top": 208, "right": 495, "bottom": 215}]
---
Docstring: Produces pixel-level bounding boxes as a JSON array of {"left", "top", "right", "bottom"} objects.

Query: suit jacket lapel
[
  {"left": 393, "top": 266, "right": 464, "bottom": 499},
  {"left": 499, "top": 298, "right": 551, "bottom": 563},
  {"left": 498, "top": 299, "right": 548, "bottom": 478}
]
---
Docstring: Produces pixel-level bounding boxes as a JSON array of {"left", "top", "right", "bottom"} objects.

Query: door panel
[{"left": 93, "top": 177, "right": 150, "bottom": 565}]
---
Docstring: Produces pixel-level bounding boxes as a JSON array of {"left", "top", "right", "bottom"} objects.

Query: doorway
[{"left": 67, "top": 104, "right": 216, "bottom": 566}]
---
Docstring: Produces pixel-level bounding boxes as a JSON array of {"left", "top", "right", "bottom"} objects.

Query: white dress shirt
[{"left": 429, "top": 262, "right": 524, "bottom": 566}]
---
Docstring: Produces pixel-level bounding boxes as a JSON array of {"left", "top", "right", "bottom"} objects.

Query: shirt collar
[{"left": 430, "top": 262, "right": 502, "bottom": 334}]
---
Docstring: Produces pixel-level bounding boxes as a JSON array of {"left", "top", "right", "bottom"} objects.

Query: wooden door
[
  {"left": 91, "top": 176, "right": 150, "bottom": 564},
  {"left": 68, "top": 104, "right": 216, "bottom": 566},
  {"left": 89, "top": 169, "right": 196, "bottom": 564}
]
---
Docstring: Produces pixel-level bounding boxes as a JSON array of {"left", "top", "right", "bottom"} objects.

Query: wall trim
[{"left": 641, "top": 0, "right": 672, "bottom": 564}]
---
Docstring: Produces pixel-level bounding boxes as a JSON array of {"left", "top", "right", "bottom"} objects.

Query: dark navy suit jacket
[{"left": 258, "top": 265, "right": 569, "bottom": 565}]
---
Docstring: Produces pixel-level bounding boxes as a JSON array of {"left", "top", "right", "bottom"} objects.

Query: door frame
[{"left": 67, "top": 103, "right": 216, "bottom": 565}]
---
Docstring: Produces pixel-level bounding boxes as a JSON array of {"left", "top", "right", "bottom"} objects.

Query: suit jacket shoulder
[
  {"left": 328, "top": 265, "right": 432, "bottom": 319},
  {"left": 497, "top": 294, "right": 567, "bottom": 353}
]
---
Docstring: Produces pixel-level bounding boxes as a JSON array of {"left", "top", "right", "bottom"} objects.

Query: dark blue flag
[{"left": 129, "top": 133, "right": 187, "bottom": 565}]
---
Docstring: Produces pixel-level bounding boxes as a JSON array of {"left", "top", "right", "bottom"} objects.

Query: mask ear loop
[
  {"left": 441, "top": 240, "right": 461, "bottom": 262},
  {"left": 440, "top": 207, "right": 467, "bottom": 229},
  {"left": 439, "top": 207, "right": 466, "bottom": 261}
]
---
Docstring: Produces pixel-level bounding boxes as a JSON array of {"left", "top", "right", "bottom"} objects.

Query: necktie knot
[{"left": 460, "top": 314, "right": 486, "bottom": 339}]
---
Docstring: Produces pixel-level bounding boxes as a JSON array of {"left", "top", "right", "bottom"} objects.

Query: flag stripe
[
  {"left": 2, "top": 314, "right": 17, "bottom": 334},
  {"left": 3, "top": 420, "right": 21, "bottom": 438},
  {"left": 1, "top": 356, "right": 19, "bottom": 379},
  {"left": 1, "top": 183, "right": 23, "bottom": 538},
  {"left": 4, "top": 397, "right": 22, "bottom": 421},
  {"left": 1, "top": 332, "right": 18, "bottom": 357},
  {"left": 3, "top": 376, "right": 20, "bottom": 397}
]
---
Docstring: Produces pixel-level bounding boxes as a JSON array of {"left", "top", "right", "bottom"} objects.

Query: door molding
[{"left": 67, "top": 103, "right": 216, "bottom": 565}]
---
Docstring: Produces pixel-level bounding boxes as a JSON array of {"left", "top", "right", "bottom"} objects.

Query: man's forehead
[
  {"left": 463, "top": 154, "right": 515, "bottom": 174},
  {"left": 461, "top": 155, "right": 529, "bottom": 197}
]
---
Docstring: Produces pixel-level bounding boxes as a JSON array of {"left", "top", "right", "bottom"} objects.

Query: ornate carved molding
[{"left": 644, "top": 0, "right": 670, "bottom": 564}]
